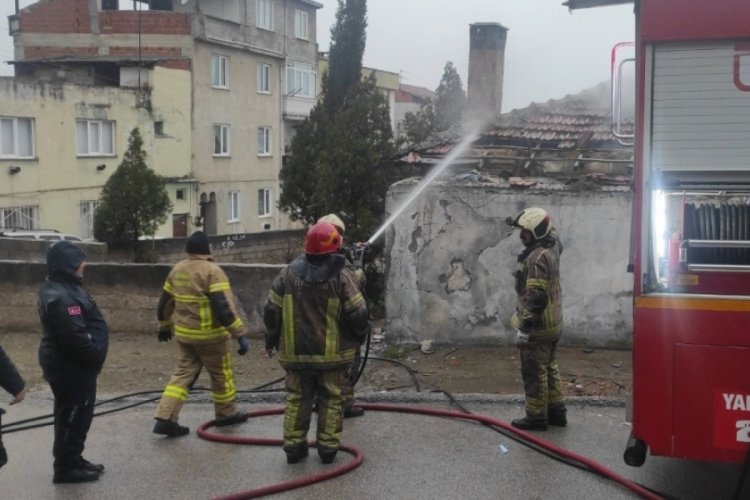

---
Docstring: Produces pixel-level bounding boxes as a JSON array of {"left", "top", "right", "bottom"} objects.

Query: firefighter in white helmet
[
  {"left": 505, "top": 207, "right": 567, "bottom": 431},
  {"left": 317, "top": 214, "right": 366, "bottom": 418}
]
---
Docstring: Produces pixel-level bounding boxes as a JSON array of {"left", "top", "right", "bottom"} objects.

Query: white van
[{"left": 0, "top": 229, "right": 83, "bottom": 242}]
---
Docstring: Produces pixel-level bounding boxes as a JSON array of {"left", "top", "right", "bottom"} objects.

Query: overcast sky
[{"left": 0, "top": 0, "right": 634, "bottom": 112}]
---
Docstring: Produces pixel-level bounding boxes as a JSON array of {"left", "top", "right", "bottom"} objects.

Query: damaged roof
[{"left": 479, "top": 81, "right": 634, "bottom": 149}]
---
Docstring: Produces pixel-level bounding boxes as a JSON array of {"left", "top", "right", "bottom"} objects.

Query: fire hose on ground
[{"left": 2, "top": 358, "right": 679, "bottom": 500}]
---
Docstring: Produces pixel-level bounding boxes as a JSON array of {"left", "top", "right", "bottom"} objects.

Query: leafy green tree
[
  {"left": 323, "top": 0, "right": 367, "bottom": 114},
  {"left": 403, "top": 103, "right": 435, "bottom": 145},
  {"left": 94, "top": 128, "right": 172, "bottom": 260},
  {"left": 403, "top": 61, "right": 466, "bottom": 146},
  {"left": 433, "top": 61, "right": 466, "bottom": 131},
  {"left": 279, "top": 0, "right": 400, "bottom": 243}
]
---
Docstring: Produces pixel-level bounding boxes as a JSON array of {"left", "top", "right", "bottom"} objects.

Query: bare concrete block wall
[
  {"left": 384, "top": 178, "right": 633, "bottom": 348},
  {"left": 112, "top": 230, "right": 305, "bottom": 264},
  {"left": 0, "top": 238, "right": 108, "bottom": 262},
  {"left": 0, "top": 261, "right": 284, "bottom": 338}
]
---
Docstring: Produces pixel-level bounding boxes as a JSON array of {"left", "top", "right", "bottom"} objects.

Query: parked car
[{"left": 0, "top": 229, "right": 83, "bottom": 242}]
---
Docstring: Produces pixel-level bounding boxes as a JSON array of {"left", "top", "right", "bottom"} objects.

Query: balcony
[{"left": 283, "top": 95, "right": 316, "bottom": 120}]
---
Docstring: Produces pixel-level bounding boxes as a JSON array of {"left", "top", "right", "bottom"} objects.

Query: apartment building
[{"left": 1, "top": 0, "right": 321, "bottom": 237}]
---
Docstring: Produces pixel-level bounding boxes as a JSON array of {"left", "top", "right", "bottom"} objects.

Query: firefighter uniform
[
  {"left": 153, "top": 231, "right": 248, "bottom": 436},
  {"left": 264, "top": 222, "right": 371, "bottom": 464},
  {"left": 508, "top": 209, "right": 567, "bottom": 430}
]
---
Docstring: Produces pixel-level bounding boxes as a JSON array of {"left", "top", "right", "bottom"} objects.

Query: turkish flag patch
[{"left": 67, "top": 306, "right": 82, "bottom": 316}]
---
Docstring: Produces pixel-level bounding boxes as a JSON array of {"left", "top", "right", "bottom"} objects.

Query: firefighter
[
  {"left": 317, "top": 213, "right": 366, "bottom": 418},
  {"left": 263, "top": 221, "right": 371, "bottom": 464},
  {"left": 153, "top": 231, "right": 250, "bottom": 437},
  {"left": 37, "top": 241, "right": 108, "bottom": 483},
  {"left": 0, "top": 345, "right": 26, "bottom": 470},
  {"left": 506, "top": 207, "right": 567, "bottom": 431}
]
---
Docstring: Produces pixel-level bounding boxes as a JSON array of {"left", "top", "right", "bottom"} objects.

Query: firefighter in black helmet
[
  {"left": 263, "top": 221, "right": 371, "bottom": 464},
  {"left": 506, "top": 207, "right": 567, "bottom": 431}
]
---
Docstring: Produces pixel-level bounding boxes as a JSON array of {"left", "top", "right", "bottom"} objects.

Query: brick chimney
[{"left": 467, "top": 22, "right": 508, "bottom": 124}]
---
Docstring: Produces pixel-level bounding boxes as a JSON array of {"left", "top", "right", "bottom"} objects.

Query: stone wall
[
  {"left": 0, "top": 261, "right": 284, "bottom": 337},
  {"left": 384, "top": 177, "right": 633, "bottom": 348}
]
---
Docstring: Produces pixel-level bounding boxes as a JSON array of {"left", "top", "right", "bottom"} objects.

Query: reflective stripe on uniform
[
  {"left": 343, "top": 292, "right": 365, "bottom": 311},
  {"left": 163, "top": 384, "right": 189, "bottom": 401},
  {"left": 325, "top": 298, "right": 341, "bottom": 356},
  {"left": 526, "top": 278, "right": 548, "bottom": 290},
  {"left": 212, "top": 352, "right": 236, "bottom": 403},
  {"left": 282, "top": 294, "right": 295, "bottom": 358},
  {"left": 268, "top": 289, "right": 283, "bottom": 307},
  {"left": 209, "top": 282, "right": 231, "bottom": 293}
]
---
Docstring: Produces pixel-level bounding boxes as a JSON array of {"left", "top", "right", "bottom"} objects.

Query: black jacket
[
  {"left": 0, "top": 346, "right": 25, "bottom": 414},
  {"left": 37, "top": 242, "right": 109, "bottom": 382}
]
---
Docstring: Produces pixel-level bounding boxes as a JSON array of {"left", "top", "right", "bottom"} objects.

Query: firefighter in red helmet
[{"left": 263, "top": 221, "right": 371, "bottom": 464}]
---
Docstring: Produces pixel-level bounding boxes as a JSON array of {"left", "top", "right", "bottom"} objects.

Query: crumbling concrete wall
[{"left": 384, "top": 177, "right": 633, "bottom": 348}]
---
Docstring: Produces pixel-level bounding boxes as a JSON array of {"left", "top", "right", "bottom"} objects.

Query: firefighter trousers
[
  {"left": 341, "top": 348, "right": 362, "bottom": 409},
  {"left": 519, "top": 339, "right": 566, "bottom": 422},
  {"left": 283, "top": 368, "right": 347, "bottom": 454},
  {"left": 155, "top": 338, "right": 238, "bottom": 422}
]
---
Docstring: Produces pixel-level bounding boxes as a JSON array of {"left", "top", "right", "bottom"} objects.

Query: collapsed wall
[{"left": 384, "top": 175, "right": 633, "bottom": 348}]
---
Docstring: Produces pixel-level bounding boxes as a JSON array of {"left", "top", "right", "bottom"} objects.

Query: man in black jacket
[
  {"left": 38, "top": 241, "right": 109, "bottom": 484},
  {"left": 0, "top": 345, "right": 26, "bottom": 469}
]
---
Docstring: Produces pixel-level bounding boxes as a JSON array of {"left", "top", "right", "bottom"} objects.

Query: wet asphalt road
[{"left": 0, "top": 390, "right": 744, "bottom": 500}]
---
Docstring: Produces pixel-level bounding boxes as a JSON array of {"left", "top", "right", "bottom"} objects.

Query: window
[
  {"left": 154, "top": 121, "right": 165, "bottom": 136},
  {"left": 176, "top": 189, "right": 185, "bottom": 200},
  {"left": 0, "top": 117, "right": 34, "bottom": 158},
  {"left": 257, "top": 127, "right": 271, "bottom": 156},
  {"left": 79, "top": 200, "right": 100, "bottom": 240},
  {"left": 213, "top": 124, "right": 231, "bottom": 156},
  {"left": 228, "top": 191, "right": 240, "bottom": 222},
  {"left": 0, "top": 205, "right": 38, "bottom": 230},
  {"left": 294, "top": 9, "right": 308, "bottom": 40},
  {"left": 286, "top": 61, "right": 316, "bottom": 98},
  {"left": 211, "top": 55, "right": 229, "bottom": 89},
  {"left": 76, "top": 120, "right": 115, "bottom": 156},
  {"left": 256, "top": 0, "right": 273, "bottom": 30},
  {"left": 257, "top": 63, "right": 271, "bottom": 93},
  {"left": 258, "top": 188, "right": 272, "bottom": 217}
]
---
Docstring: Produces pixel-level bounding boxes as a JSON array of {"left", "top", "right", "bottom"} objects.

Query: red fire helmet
[{"left": 304, "top": 221, "right": 343, "bottom": 255}]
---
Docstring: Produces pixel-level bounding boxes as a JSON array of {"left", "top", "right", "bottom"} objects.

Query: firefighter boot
[
  {"left": 318, "top": 447, "right": 337, "bottom": 464},
  {"left": 214, "top": 412, "right": 249, "bottom": 427},
  {"left": 343, "top": 405, "right": 365, "bottom": 418},
  {"left": 548, "top": 408, "right": 567, "bottom": 427},
  {"left": 153, "top": 418, "right": 190, "bottom": 437},
  {"left": 285, "top": 444, "right": 309, "bottom": 464},
  {"left": 511, "top": 416, "right": 548, "bottom": 431}
]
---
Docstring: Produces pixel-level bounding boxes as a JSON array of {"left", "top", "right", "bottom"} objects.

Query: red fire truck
[{"left": 567, "top": 0, "right": 750, "bottom": 466}]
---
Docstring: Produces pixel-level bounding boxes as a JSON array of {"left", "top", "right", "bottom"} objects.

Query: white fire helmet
[
  {"left": 515, "top": 207, "right": 551, "bottom": 240},
  {"left": 318, "top": 214, "right": 345, "bottom": 235}
]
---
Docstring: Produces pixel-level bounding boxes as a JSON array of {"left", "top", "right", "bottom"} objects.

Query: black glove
[
  {"left": 237, "top": 336, "right": 249, "bottom": 356},
  {"left": 157, "top": 328, "right": 172, "bottom": 342}
]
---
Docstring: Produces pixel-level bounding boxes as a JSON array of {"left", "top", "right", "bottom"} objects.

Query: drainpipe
[{"left": 15, "top": 0, "right": 19, "bottom": 15}]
